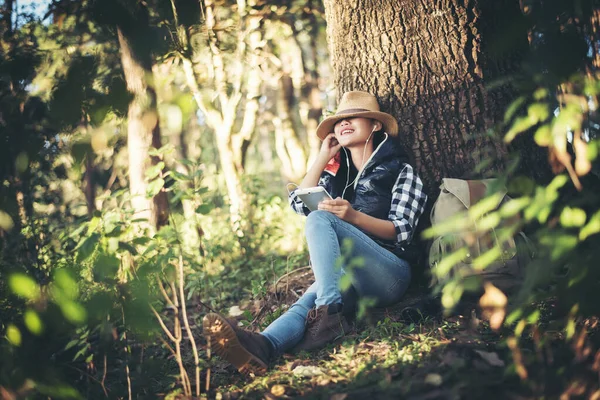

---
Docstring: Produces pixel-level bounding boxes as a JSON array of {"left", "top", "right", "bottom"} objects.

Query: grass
[{"left": 204, "top": 297, "right": 525, "bottom": 400}]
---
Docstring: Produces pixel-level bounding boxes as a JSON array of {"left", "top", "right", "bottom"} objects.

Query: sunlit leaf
[
  {"left": 506, "top": 309, "right": 523, "bottom": 325},
  {"left": 9, "top": 273, "right": 40, "bottom": 301},
  {"left": 339, "top": 274, "right": 352, "bottom": 292},
  {"left": 550, "top": 235, "right": 578, "bottom": 260},
  {"left": 54, "top": 269, "right": 79, "bottom": 299},
  {"left": 533, "top": 87, "right": 549, "bottom": 100},
  {"left": 145, "top": 162, "right": 165, "bottom": 180},
  {"left": 560, "top": 207, "right": 587, "bottom": 228},
  {"left": 473, "top": 246, "right": 502, "bottom": 270},
  {"left": 36, "top": 383, "right": 83, "bottom": 399},
  {"left": 146, "top": 178, "right": 165, "bottom": 197},
  {"left": 60, "top": 300, "right": 87, "bottom": 324},
  {"left": 534, "top": 125, "right": 552, "bottom": 146},
  {"left": 475, "top": 213, "right": 501, "bottom": 232},
  {"left": 0, "top": 210, "right": 15, "bottom": 231},
  {"left": 580, "top": 211, "right": 600, "bottom": 240},
  {"left": 505, "top": 115, "right": 536, "bottom": 143},
  {"left": 441, "top": 281, "right": 463, "bottom": 309},
  {"left": 433, "top": 248, "right": 468, "bottom": 277},
  {"left": 24, "top": 309, "right": 44, "bottom": 335},
  {"left": 6, "top": 324, "right": 21, "bottom": 346},
  {"left": 504, "top": 96, "right": 526, "bottom": 123},
  {"left": 499, "top": 197, "right": 530, "bottom": 217}
]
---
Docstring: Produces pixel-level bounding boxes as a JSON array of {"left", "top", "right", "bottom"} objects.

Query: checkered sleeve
[
  {"left": 389, "top": 164, "right": 428, "bottom": 246},
  {"left": 289, "top": 188, "right": 311, "bottom": 216}
]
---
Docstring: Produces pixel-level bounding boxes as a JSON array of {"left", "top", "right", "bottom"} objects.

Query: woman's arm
[{"left": 299, "top": 133, "right": 341, "bottom": 189}]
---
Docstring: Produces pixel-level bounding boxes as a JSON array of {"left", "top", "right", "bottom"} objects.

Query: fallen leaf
[
  {"left": 292, "top": 365, "right": 323, "bottom": 378},
  {"left": 424, "top": 373, "right": 443, "bottom": 386},
  {"left": 479, "top": 283, "right": 507, "bottom": 330},
  {"left": 316, "top": 376, "right": 331, "bottom": 386},
  {"left": 270, "top": 384, "right": 285, "bottom": 396},
  {"left": 474, "top": 350, "right": 505, "bottom": 367},
  {"left": 228, "top": 305, "right": 243, "bottom": 317}
]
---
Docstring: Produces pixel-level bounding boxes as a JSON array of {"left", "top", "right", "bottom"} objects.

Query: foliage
[{"left": 424, "top": 0, "right": 600, "bottom": 396}]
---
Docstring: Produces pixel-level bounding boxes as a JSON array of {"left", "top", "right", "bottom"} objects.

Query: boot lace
[{"left": 306, "top": 308, "right": 319, "bottom": 325}]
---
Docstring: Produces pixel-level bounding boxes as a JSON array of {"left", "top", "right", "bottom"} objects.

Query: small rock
[
  {"left": 424, "top": 373, "right": 443, "bottom": 386},
  {"left": 474, "top": 350, "right": 505, "bottom": 367}
]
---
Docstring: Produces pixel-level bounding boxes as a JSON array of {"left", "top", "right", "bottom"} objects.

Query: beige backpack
[{"left": 428, "top": 178, "right": 532, "bottom": 292}]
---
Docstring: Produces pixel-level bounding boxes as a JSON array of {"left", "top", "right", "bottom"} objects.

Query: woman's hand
[
  {"left": 318, "top": 197, "right": 357, "bottom": 223},
  {"left": 318, "top": 133, "right": 342, "bottom": 162}
]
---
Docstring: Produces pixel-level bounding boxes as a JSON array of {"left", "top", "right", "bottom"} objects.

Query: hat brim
[{"left": 316, "top": 111, "right": 398, "bottom": 140}]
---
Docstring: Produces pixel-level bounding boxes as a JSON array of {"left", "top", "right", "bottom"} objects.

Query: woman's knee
[{"left": 306, "top": 210, "right": 337, "bottom": 230}]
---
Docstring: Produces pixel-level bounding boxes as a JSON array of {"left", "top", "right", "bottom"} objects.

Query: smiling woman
[{"left": 203, "top": 91, "right": 428, "bottom": 374}]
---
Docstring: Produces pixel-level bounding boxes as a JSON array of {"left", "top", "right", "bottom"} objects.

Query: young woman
[{"left": 203, "top": 91, "right": 428, "bottom": 373}]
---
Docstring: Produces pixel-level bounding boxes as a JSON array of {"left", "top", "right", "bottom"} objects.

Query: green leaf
[
  {"left": 105, "top": 225, "right": 123, "bottom": 238},
  {"left": 195, "top": 204, "right": 213, "bottom": 215},
  {"left": 170, "top": 170, "right": 189, "bottom": 181},
  {"left": 534, "top": 125, "right": 552, "bottom": 146},
  {"left": 54, "top": 269, "right": 79, "bottom": 299},
  {"left": 560, "top": 207, "right": 587, "bottom": 228},
  {"left": 527, "top": 102, "right": 550, "bottom": 123},
  {"left": 76, "top": 233, "right": 100, "bottom": 263},
  {"left": 504, "top": 96, "right": 526, "bottom": 123},
  {"left": 533, "top": 87, "right": 549, "bottom": 100},
  {"left": 60, "top": 300, "right": 87, "bottom": 324},
  {"left": 145, "top": 162, "right": 165, "bottom": 180},
  {"left": 6, "top": 324, "right": 21, "bottom": 346},
  {"left": 65, "top": 339, "right": 80, "bottom": 350},
  {"left": 500, "top": 197, "right": 530, "bottom": 218},
  {"left": 94, "top": 253, "right": 120, "bottom": 281},
  {"left": 24, "top": 309, "right": 44, "bottom": 335},
  {"left": 504, "top": 115, "right": 536, "bottom": 143},
  {"left": 339, "top": 274, "right": 352, "bottom": 292},
  {"left": 146, "top": 178, "right": 165, "bottom": 198},
  {"left": 580, "top": 210, "right": 600, "bottom": 240},
  {"left": 9, "top": 273, "right": 40, "bottom": 301}
]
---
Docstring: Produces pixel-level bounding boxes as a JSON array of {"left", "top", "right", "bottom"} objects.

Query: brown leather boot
[
  {"left": 293, "top": 303, "right": 350, "bottom": 352},
  {"left": 202, "top": 313, "right": 273, "bottom": 374}
]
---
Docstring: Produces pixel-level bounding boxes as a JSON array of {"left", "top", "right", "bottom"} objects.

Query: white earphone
[{"left": 341, "top": 123, "right": 379, "bottom": 199}]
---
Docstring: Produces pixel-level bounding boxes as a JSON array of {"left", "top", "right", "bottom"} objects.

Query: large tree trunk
[
  {"left": 118, "top": 26, "right": 169, "bottom": 231},
  {"left": 323, "top": 0, "right": 531, "bottom": 191}
]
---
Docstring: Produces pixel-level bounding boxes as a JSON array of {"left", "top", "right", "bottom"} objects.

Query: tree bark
[
  {"left": 273, "top": 73, "right": 308, "bottom": 182},
  {"left": 118, "top": 26, "right": 169, "bottom": 231},
  {"left": 323, "top": 0, "right": 529, "bottom": 192}
]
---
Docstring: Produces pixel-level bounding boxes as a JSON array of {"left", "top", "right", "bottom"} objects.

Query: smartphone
[{"left": 295, "top": 186, "right": 333, "bottom": 211}]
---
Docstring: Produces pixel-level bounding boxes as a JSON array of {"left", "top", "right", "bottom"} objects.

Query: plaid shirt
[{"left": 289, "top": 163, "right": 427, "bottom": 247}]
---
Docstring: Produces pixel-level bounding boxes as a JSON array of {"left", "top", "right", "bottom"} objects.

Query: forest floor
[{"left": 202, "top": 269, "right": 529, "bottom": 400}]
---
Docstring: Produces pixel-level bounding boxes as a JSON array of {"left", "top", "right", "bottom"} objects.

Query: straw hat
[{"left": 316, "top": 91, "right": 398, "bottom": 140}]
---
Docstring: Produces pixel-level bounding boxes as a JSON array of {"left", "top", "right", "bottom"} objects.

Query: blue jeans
[{"left": 261, "top": 210, "right": 411, "bottom": 354}]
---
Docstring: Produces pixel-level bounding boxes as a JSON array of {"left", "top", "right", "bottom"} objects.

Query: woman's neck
[{"left": 348, "top": 141, "right": 375, "bottom": 171}]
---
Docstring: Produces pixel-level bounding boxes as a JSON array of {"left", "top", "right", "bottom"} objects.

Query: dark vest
[{"left": 322, "top": 134, "right": 417, "bottom": 262}]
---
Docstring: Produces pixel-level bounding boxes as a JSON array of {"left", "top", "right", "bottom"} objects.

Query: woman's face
[{"left": 333, "top": 117, "right": 382, "bottom": 148}]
